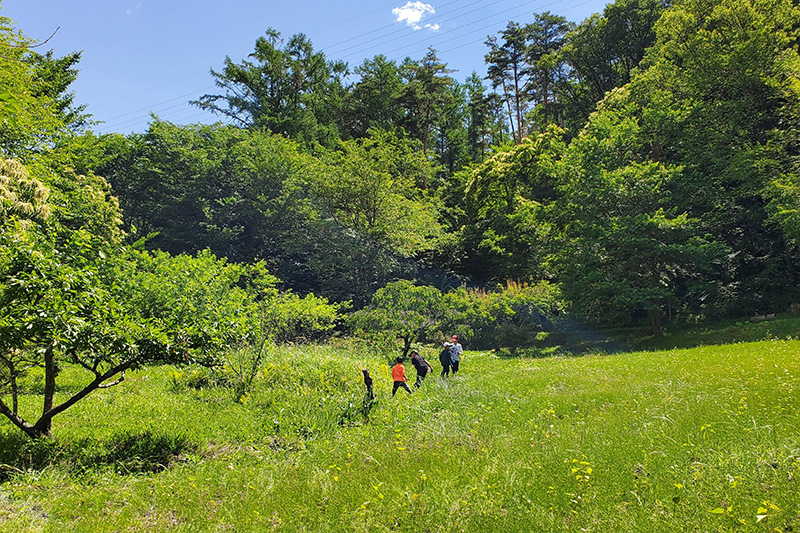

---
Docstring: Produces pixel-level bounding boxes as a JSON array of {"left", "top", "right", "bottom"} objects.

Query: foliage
[
  {"left": 442, "top": 281, "right": 563, "bottom": 350},
  {"left": 463, "top": 72, "right": 509, "bottom": 162},
  {"left": 555, "top": 0, "right": 667, "bottom": 132},
  {"left": 0, "top": 159, "right": 274, "bottom": 439},
  {"left": 460, "top": 126, "right": 565, "bottom": 283},
  {"left": 524, "top": 12, "right": 574, "bottom": 129},
  {"left": 97, "top": 121, "right": 446, "bottom": 306},
  {"left": 341, "top": 55, "right": 404, "bottom": 139},
  {"left": 347, "top": 280, "right": 445, "bottom": 357},
  {"left": 485, "top": 21, "right": 531, "bottom": 143},
  {"left": 219, "top": 287, "right": 345, "bottom": 402},
  {"left": 25, "top": 49, "right": 90, "bottom": 132},
  {"left": 192, "top": 28, "right": 347, "bottom": 148},
  {"left": 550, "top": 96, "right": 726, "bottom": 335},
  {"left": 527, "top": 0, "right": 800, "bottom": 331},
  {"left": 398, "top": 48, "right": 455, "bottom": 158},
  {"left": 0, "top": 17, "right": 75, "bottom": 159},
  {"left": 314, "top": 130, "right": 442, "bottom": 257},
  {"left": 96, "top": 121, "right": 313, "bottom": 262}
]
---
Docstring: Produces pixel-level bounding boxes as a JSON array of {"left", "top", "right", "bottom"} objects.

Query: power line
[
  {"left": 302, "top": 0, "right": 402, "bottom": 37},
  {"left": 324, "top": 0, "right": 494, "bottom": 56},
  {"left": 102, "top": 86, "right": 217, "bottom": 124},
  {"left": 386, "top": 0, "right": 599, "bottom": 62},
  {"left": 93, "top": 0, "right": 608, "bottom": 133},
  {"left": 341, "top": 0, "right": 564, "bottom": 65}
]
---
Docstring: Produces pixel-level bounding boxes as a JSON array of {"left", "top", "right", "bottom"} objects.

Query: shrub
[{"left": 443, "top": 281, "right": 564, "bottom": 350}]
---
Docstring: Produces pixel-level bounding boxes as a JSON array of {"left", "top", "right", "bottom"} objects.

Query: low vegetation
[{"left": 1, "top": 321, "right": 798, "bottom": 531}]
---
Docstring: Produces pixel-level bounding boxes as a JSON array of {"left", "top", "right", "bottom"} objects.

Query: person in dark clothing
[
  {"left": 409, "top": 350, "right": 434, "bottom": 387},
  {"left": 439, "top": 342, "right": 452, "bottom": 377}
]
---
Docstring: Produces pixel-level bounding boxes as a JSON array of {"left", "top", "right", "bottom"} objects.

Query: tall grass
[{"left": 1, "top": 337, "right": 799, "bottom": 531}]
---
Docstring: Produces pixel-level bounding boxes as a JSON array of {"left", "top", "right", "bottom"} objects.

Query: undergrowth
[{"left": 1, "top": 323, "right": 799, "bottom": 531}]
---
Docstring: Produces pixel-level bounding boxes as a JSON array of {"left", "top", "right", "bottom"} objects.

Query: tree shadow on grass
[
  {"left": 0, "top": 428, "right": 196, "bottom": 481},
  {"left": 96, "top": 430, "right": 197, "bottom": 474},
  {"left": 492, "top": 320, "right": 630, "bottom": 359}
]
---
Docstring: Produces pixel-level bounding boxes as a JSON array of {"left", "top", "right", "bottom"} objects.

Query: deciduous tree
[{"left": 347, "top": 280, "right": 445, "bottom": 356}]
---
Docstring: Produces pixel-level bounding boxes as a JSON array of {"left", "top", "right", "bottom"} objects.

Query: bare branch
[
  {"left": 0, "top": 26, "right": 60, "bottom": 50},
  {"left": 97, "top": 371, "right": 126, "bottom": 389},
  {"left": 41, "top": 360, "right": 133, "bottom": 423},
  {"left": 0, "top": 396, "right": 35, "bottom": 434},
  {"left": 31, "top": 27, "right": 61, "bottom": 48},
  {"left": 75, "top": 358, "right": 101, "bottom": 378}
]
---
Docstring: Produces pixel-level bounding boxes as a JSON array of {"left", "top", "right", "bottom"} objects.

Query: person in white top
[{"left": 449, "top": 335, "right": 463, "bottom": 375}]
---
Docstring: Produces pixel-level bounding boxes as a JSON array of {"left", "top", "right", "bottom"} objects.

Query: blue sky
[{"left": 3, "top": 0, "right": 610, "bottom": 134}]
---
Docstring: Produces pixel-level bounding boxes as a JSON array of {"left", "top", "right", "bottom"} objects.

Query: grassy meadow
[{"left": 1, "top": 326, "right": 799, "bottom": 532}]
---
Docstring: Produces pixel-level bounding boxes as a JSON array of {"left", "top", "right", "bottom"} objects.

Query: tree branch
[
  {"left": 75, "top": 357, "right": 101, "bottom": 378},
  {"left": 97, "top": 370, "right": 125, "bottom": 389},
  {"left": 0, "top": 396, "right": 35, "bottom": 435},
  {"left": 38, "top": 360, "right": 133, "bottom": 424},
  {"left": 0, "top": 27, "right": 60, "bottom": 49}
]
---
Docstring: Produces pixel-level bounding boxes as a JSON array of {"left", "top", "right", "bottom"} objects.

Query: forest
[{"left": 2, "top": 0, "right": 800, "bottom": 440}]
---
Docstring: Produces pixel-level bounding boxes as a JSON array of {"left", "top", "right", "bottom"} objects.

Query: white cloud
[
  {"left": 125, "top": 3, "right": 141, "bottom": 15},
  {"left": 392, "top": 1, "right": 439, "bottom": 31}
]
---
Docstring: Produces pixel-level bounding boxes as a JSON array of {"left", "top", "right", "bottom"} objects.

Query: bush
[{"left": 443, "top": 281, "right": 563, "bottom": 350}]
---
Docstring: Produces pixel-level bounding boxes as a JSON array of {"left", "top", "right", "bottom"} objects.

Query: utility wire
[
  {"left": 324, "top": 0, "right": 498, "bottom": 56},
  {"left": 340, "top": 0, "right": 565, "bottom": 64},
  {"left": 384, "top": 0, "right": 598, "bottom": 61},
  {"left": 93, "top": 0, "right": 607, "bottom": 133},
  {"left": 102, "top": 86, "right": 217, "bottom": 124}
]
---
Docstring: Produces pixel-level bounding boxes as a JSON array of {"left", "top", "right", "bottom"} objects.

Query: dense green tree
[
  {"left": 442, "top": 281, "right": 563, "bottom": 350},
  {"left": 314, "top": 130, "right": 441, "bottom": 256},
  {"left": 485, "top": 22, "right": 531, "bottom": 143},
  {"left": 0, "top": 158, "right": 266, "bottom": 439},
  {"left": 398, "top": 48, "right": 454, "bottom": 160},
  {"left": 26, "top": 49, "right": 90, "bottom": 132},
  {"left": 460, "top": 127, "right": 564, "bottom": 283},
  {"left": 432, "top": 81, "right": 470, "bottom": 175},
  {"left": 550, "top": 101, "right": 724, "bottom": 335},
  {"left": 464, "top": 72, "right": 499, "bottom": 163},
  {"left": 546, "top": 0, "right": 800, "bottom": 327},
  {"left": 347, "top": 280, "right": 445, "bottom": 356},
  {"left": 637, "top": 0, "right": 800, "bottom": 315},
  {"left": 342, "top": 55, "right": 404, "bottom": 139},
  {"left": 524, "top": 12, "right": 573, "bottom": 129},
  {"left": 192, "top": 28, "right": 347, "bottom": 148},
  {"left": 556, "top": 0, "right": 668, "bottom": 132},
  {"left": 98, "top": 122, "right": 446, "bottom": 305},
  {"left": 97, "top": 121, "right": 312, "bottom": 263},
  {"left": 0, "top": 17, "right": 73, "bottom": 158}
]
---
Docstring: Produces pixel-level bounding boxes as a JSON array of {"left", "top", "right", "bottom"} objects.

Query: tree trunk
[
  {"left": 401, "top": 336, "right": 412, "bottom": 358},
  {"left": 360, "top": 368, "right": 376, "bottom": 419},
  {"left": 502, "top": 83, "right": 517, "bottom": 143},
  {"left": 361, "top": 368, "right": 374, "bottom": 402},
  {"left": 2, "top": 357, "right": 19, "bottom": 414},
  {"left": 2, "top": 359, "right": 133, "bottom": 440},
  {"left": 513, "top": 68, "right": 522, "bottom": 143},
  {"left": 39, "top": 345, "right": 56, "bottom": 438},
  {"left": 648, "top": 308, "right": 663, "bottom": 338}
]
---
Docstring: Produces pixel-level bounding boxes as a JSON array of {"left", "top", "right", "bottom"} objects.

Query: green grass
[{"left": 1, "top": 334, "right": 799, "bottom": 531}]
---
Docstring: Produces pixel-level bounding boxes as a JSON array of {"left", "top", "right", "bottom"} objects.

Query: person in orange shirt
[{"left": 391, "top": 357, "right": 412, "bottom": 396}]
